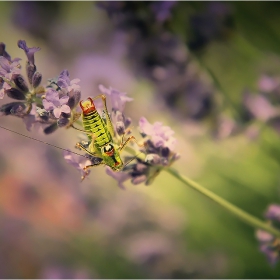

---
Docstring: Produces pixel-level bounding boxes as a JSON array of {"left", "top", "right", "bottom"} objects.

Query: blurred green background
[{"left": 0, "top": 1, "right": 280, "bottom": 278}]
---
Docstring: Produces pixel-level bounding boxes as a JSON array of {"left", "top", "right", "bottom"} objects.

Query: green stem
[{"left": 166, "top": 166, "right": 280, "bottom": 237}]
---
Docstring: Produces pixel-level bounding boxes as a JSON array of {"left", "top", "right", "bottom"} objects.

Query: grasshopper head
[
  {"left": 80, "top": 97, "right": 95, "bottom": 114},
  {"left": 101, "top": 143, "right": 123, "bottom": 171}
]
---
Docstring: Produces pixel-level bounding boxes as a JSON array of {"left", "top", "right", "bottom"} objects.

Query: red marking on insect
[
  {"left": 80, "top": 97, "right": 96, "bottom": 114},
  {"left": 105, "top": 149, "right": 115, "bottom": 157}
]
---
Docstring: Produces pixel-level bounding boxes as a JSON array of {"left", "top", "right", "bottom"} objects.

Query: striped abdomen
[{"left": 82, "top": 109, "right": 112, "bottom": 147}]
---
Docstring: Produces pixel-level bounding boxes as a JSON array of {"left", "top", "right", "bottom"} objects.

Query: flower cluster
[
  {"left": 0, "top": 40, "right": 81, "bottom": 133},
  {"left": 0, "top": 40, "right": 179, "bottom": 187},
  {"left": 214, "top": 74, "right": 280, "bottom": 140},
  {"left": 64, "top": 84, "right": 179, "bottom": 186},
  {"left": 256, "top": 204, "right": 280, "bottom": 266},
  {"left": 105, "top": 115, "right": 180, "bottom": 189}
]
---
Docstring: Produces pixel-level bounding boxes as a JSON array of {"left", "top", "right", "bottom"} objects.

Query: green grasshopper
[{"left": 72, "top": 94, "right": 143, "bottom": 178}]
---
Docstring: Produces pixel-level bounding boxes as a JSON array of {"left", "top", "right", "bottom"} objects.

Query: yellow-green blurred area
[{"left": 1, "top": 1, "right": 280, "bottom": 278}]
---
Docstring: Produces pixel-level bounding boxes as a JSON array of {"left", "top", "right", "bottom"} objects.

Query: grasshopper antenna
[
  {"left": 0, "top": 124, "right": 87, "bottom": 158},
  {"left": 122, "top": 152, "right": 145, "bottom": 169}
]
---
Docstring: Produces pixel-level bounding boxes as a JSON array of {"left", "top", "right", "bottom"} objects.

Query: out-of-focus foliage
[{"left": 0, "top": 1, "right": 280, "bottom": 278}]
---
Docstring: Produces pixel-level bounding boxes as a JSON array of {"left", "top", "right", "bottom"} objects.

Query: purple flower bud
[
  {"left": 105, "top": 166, "right": 130, "bottom": 189},
  {"left": 6, "top": 88, "right": 26, "bottom": 100},
  {"left": 26, "top": 63, "right": 37, "bottom": 84},
  {"left": 0, "top": 102, "right": 26, "bottom": 115},
  {"left": 57, "top": 69, "right": 81, "bottom": 99},
  {"left": 12, "top": 74, "right": 29, "bottom": 93},
  {"left": 64, "top": 150, "right": 93, "bottom": 180},
  {"left": 116, "top": 121, "right": 125, "bottom": 136},
  {"left": 57, "top": 69, "right": 70, "bottom": 88},
  {"left": 57, "top": 117, "right": 69, "bottom": 127},
  {"left": 0, "top": 43, "right": 21, "bottom": 64},
  {"left": 256, "top": 230, "right": 274, "bottom": 243},
  {"left": 67, "top": 90, "right": 81, "bottom": 109},
  {"left": 17, "top": 40, "right": 40, "bottom": 65},
  {"left": 32, "top": 71, "right": 42, "bottom": 88},
  {"left": 131, "top": 175, "right": 147, "bottom": 185},
  {"left": 125, "top": 117, "right": 132, "bottom": 128},
  {"left": 150, "top": 1, "right": 177, "bottom": 22},
  {"left": 161, "top": 147, "right": 170, "bottom": 158},
  {"left": 135, "top": 163, "right": 148, "bottom": 172},
  {"left": 99, "top": 84, "right": 133, "bottom": 112},
  {"left": 243, "top": 92, "right": 278, "bottom": 122},
  {"left": 0, "top": 42, "right": 11, "bottom": 61},
  {"left": 23, "top": 114, "right": 36, "bottom": 132},
  {"left": 256, "top": 204, "right": 280, "bottom": 266},
  {"left": 44, "top": 123, "right": 58, "bottom": 134},
  {"left": 265, "top": 204, "right": 280, "bottom": 222}
]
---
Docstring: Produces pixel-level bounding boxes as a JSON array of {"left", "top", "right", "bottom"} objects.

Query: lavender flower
[
  {"left": 265, "top": 204, "right": 280, "bottom": 222},
  {"left": 99, "top": 84, "right": 132, "bottom": 112},
  {"left": 106, "top": 115, "right": 179, "bottom": 188},
  {"left": 1, "top": 40, "right": 179, "bottom": 189},
  {"left": 258, "top": 75, "right": 280, "bottom": 93},
  {"left": 243, "top": 93, "right": 278, "bottom": 122},
  {"left": 0, "top": 56, "right": 21, "bottom": 80},
  {"left": 139, "top": 117, "right": 177, "bottom": 151},
  {"left": 105, "top": 167, "right": 131, "bottom": 189},
  {"left": 57, "top": 69, "right": 81, "bottom": 109},
  {"left": 43, "top": 88, "right": 70, "bottom": 118},
  {"left": 17, "top": 40, "right": 42, "bottom": 87},
  {"left": 64, "top": 150, "right": 104, "bottom": 181},
  {"left": 0, "top": 42, "right": 12, "bottom": 61},
  {"left": 256, "top": 204, "right": 280, "bottom": 266},
  {"left": 17, "top": 39, "right": 40, "bottom": 65},
  {"left": 150, "top": 1, "right": 177, "bottom": 22},
  {"left": 0, "top": 40, "right": 84, "bottom": 136},
  {"left": 57, "top": 70, "right": 80, "bottom": 92},
  {"left": 0, "top": 43, "right": 21, "bottom": 64},
  {"left": 64, "top": 150, "right": 93, "bottom": 180}
]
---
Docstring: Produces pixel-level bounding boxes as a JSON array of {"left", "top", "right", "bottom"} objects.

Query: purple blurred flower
[
  {"left": 256, "top": 229, "right": 279, "bottom": 266},
  {"left": 57, "top": 69, "right": 81, "bottom": 93},
  {"left": 0, "top": 56, "right": 21, "bottom": 80},
  {"left": 43, "top": 88, "right": 70, "bottom": 118},
  {"left": 150, "top": 1, "right": 177, "bottom": 22},
  {"left": 22, "top": 104, "right": 44, "bottom": 132},
  {"left": 139, "top": 117, "right": 176, "bottom": 151},
  {"left": 64, "top": 150, "right": 93, "bottom": 180},
  {"left": 40, "top": 265, "right": 90, "bottom": 279},
  {"left": 98, "top": 101, "right": 180, "bottom": 188},
  {"left": 99, "top": 84, "right": 133, "bottom": 111},
  {"left": 265, "top": 204, "right": 280, "bottom": 222},
  {"left": 106, "top": 166, "right": 130, "bottom": 189},
  {"left": 256, "top": 204, "right": 280, "bottom": 266},
  {"left": 105, "top": 114, "right": 179, "bottom": 188},
  {"left": 56, "top": 69, "right": 81, "bottom": 109},
  {"left": 243, "top": 93, "right": 278, "bottom": 122},
  {"left": 258, "top": 75, "right": 280, "bottom": 93},
  {"left": 17, "top": 39, "right": 40, "bottom": 65}
]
